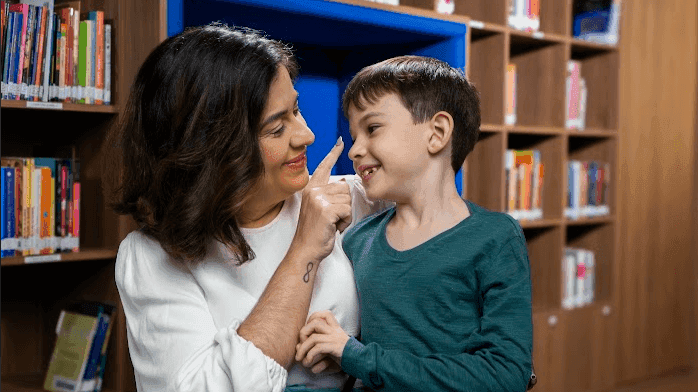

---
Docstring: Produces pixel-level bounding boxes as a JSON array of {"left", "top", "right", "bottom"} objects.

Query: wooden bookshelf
[
  {"left": 0, "top": 0, "right": 160, "bottom": 391},
  {"left": 0, "top": 0, "right": 632, "bottom": 391}
]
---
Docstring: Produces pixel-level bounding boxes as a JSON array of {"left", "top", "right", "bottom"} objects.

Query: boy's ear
[{"left": 427, "top": 111, "right": 454, "bottom": 154}]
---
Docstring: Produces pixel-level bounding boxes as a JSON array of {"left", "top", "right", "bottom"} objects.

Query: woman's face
[{"left": 257, "top": 66, "right": 315, "bottom": 202}]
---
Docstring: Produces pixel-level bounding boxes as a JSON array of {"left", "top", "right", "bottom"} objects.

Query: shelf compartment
[
  {"left": 568, "top": 136, "right": 617, "bottom": 217},
  {"left": 168, "top": 0, "right": 468, "bottom": 180},
  {"left": 468, "top": 32, "right": 506, "bottom": 125},
  {"left": 507, "top": 133, "right": 565, "bottom": 220},
  {"left": 509, "top": 42, "right": 567, "bottom": 128},
  {"left": 566, "top": 222, "right": 614, "bottom": 305},
  {"left": 464, "top": 131, "right": 505, "bottom": 210},
  {"left": 570, "top": 48, "right": 619, "bottom": 130},
  {"left": 1, "top": 260, "right": 122, "bottom": 389},
  {"left": 525, "top": 225, "right": 564, "bottom": 312}
]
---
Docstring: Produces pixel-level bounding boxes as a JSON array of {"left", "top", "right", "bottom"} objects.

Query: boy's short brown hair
[{"left": 342, "top": 55, "right": 481, "bottom": 173}]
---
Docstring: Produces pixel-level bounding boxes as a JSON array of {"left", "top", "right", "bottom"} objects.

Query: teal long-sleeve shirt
[{"left": 340, "top": 200, "right": 533, "bottom": 392}]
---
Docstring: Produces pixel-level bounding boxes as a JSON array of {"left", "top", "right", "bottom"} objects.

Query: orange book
[
  {"left": 40, "top": 167, "right": 53, "bottom": 254},
  {"left": 515, "top": 151, "right": 534, "bottom": 211}
]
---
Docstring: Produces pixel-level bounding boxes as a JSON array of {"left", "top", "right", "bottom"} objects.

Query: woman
[{"left": 106, "top": 23, "right": 389, "bottom": 391}]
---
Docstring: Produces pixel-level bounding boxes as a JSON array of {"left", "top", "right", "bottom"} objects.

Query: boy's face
[{"left": 347, "top": 92, "right": 431, "bottom": 201}]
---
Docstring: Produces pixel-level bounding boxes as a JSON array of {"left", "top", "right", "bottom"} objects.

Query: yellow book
[{"left": 43, "top": 309, "right": 100, "bottom": 392}]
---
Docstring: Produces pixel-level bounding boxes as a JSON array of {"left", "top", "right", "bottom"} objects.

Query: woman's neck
[{"left": 238, "top": 199, "right": 285, "bottom": 228}]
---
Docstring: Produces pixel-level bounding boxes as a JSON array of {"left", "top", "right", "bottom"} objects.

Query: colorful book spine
[
  {"left": 1, "top": 166, "right": 16, "bottom": 257},
  {"left": 9, "top": 3, "right": 28, "bottom": 100},
  {"left": 89, "top": 10, "right": 103, "bottom": 104},
  {"left": 77, "top": 19, "right": 86, "bottom": 103},
  {"left": 103, "top": 23, "right": 110, "bottom": 105}
]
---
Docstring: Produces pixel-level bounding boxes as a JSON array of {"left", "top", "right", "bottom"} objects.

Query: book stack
[
  {"left": 508, "top": 0, "right": 540, "bottom": 32},
  {"left": 1, "top": 157, "right": 80, "bottom": 257},
  {"left": 565, "top": 60, "right": 588, "bottom": 130},
  {"left": 565, "top": 160, "right": 610, "bottom": 220},
  {"left": 505, "top": 63, "right": 517, "bottom": 125},
  {"left": 44, "top": 301, "right": 116, "bottom": 392},
  {"left": 505, "top": 149, "right": 544, "bottom": 221},
  {"left": 0, "top": 1, "right": 112, "bottom": 104},
  {"left": 562, "top": 248, "right": 595, "bottom": 309},
  {"left": 573, "top": 0, "right": 621, "bottom": 46}
]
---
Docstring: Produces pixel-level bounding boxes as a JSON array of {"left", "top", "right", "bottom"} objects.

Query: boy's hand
[{"left": 295, "top": 310, "right": 350, "bottom": 372}]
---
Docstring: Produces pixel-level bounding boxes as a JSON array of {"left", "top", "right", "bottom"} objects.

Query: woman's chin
[{"left": 284, "top": 170, "right": 309, "bottom": 192}]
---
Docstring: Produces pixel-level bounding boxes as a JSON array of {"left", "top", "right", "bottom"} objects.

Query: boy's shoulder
[{"left": 466, "top": 200, "right": 525, "bottom": 245}]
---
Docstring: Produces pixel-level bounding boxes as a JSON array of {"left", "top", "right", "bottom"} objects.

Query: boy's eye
[
  {"left": 367, "top": 125, "right": 379, "bottom": 134},
  {"left": 293, "top": 103, "right": 300, "bottom": 116}
]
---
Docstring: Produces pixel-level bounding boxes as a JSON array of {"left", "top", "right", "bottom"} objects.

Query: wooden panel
[
  {"left": 525, "top": 226, "right": 564, "bottom": 312},
  {"left": 468, "top": 32, "right": 506, "bottom": 125},
  {"left": 539, "top": 0, "right": 569, "bottom": 35},
  {"left": 465, "top": 132, "right": 505, "bottom": 210},
  {"left": 532, "top": 311, "right": 565, "bottom": 392},
  {"left": 617, "top": 0, "right": 698, "bottom": 383}
]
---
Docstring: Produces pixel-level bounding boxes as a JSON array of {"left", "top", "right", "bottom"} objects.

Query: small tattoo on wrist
[{"left": 303, "top": 262, "right": 314, "bottom": 283}]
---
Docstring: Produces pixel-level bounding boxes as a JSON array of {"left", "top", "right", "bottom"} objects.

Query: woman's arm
[{"left": 237, "top": 141, "right": 352, "bottom": 369}]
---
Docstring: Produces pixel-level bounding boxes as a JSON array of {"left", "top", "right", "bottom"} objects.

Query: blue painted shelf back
[{"left": 167, "top": 0, "right": 467, "bottom": 193}]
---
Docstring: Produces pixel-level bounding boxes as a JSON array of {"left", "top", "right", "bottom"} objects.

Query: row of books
[
  {"left": 1, "top": 157, "right": 80, "bottom": 257},
  {"left": 0, "top": 0, "right": 111, "bottom": 104},
  {"left": 505, "top": 149, "right": 544, "bottom": 221},
  {"left": 44, "top": 301, "right": 116, "bottom": 392},
  {"left": 562, "top": 247, "right": 596, "bottom": 309},
  {"left": 508, "top": 0, "right": 540, "bottom": 32},
  {"left": 566, "top": 60, "right": 588, "bottom": 130},
  {"left": 565, "top": 160, "right": 610, "bottom": 220},
  {"left": 505, "top": 61, "right": 591, "bottom": 130}
]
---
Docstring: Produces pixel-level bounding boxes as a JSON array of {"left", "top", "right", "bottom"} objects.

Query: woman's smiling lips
[{"left": 285, "top": 153, "right": 307, "bottom": 169}]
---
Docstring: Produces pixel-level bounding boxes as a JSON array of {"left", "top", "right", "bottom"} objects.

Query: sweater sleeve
[
  {"left": 340, "top": 235, "right": 533, "bottom": 392},
  {"left": 115, "top": 232, "right": 287, "bottom": 392}
]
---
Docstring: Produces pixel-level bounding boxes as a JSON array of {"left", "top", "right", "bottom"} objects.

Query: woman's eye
[
  {"left": 293, "top": 104, "right": 300, "bottom": 116},
  {"left": 367, "top": 125, "right": 378, "bottom": 134},
  {"left": 271, "top": 126, "right": 285, "bottom": 136}
]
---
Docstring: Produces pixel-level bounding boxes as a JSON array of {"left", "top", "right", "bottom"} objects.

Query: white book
[
  {"left": 578, "top": 78, "right": 588, "bottom": 130},
  {"left": 562, "top": 249, "right": 577, "bottom": 309}
]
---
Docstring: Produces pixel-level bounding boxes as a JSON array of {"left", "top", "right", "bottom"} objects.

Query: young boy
[{"left": 295, "top": 56, "right": 534, "bottom": 392}]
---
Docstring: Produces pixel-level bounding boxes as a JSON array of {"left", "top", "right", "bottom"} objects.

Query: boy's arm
[{"left": 302, "top": 235, "right": 533, "bottom": 392}]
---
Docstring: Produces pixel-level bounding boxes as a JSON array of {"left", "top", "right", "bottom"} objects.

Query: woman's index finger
[{"left": 308, "top": 137, "right": 344, "bottom": 186}]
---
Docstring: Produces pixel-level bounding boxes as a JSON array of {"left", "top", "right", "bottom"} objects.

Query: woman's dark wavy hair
[
  {"left": 342, "top": 55, "right": 480, "bottom": 173},
  {"left": 104, "top": 23, "right": 298, "bottom": 265}
]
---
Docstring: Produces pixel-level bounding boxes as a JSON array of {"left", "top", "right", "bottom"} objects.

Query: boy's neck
[{"left": 386, "top": 167, "right": 470, "bottom": 250}]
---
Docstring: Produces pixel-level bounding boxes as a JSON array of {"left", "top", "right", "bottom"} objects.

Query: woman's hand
[
  {"left": 295, "top": 310, "right": 351, "bottom": 373},
  {"left": 291, "top": 138, "right": 352, "bottom": 263}
]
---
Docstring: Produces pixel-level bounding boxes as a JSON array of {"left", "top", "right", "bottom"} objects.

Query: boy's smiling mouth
[{"left": 358, "top": 164, "right": 381, "bottom": 181}]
